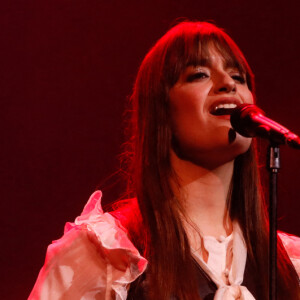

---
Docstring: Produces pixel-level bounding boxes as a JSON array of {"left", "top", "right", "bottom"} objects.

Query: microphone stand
[{"left": 267, "top": 143, "right": 280, "bottom": 300}]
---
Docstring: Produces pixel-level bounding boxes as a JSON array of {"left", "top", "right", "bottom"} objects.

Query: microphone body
[{"left": 230, "top": 104, "right": 300, "bottom": 149}]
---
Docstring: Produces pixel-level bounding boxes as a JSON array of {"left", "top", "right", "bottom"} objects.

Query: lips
[{"left": 209, "top": 98, "right": 242, "bottom": 116}]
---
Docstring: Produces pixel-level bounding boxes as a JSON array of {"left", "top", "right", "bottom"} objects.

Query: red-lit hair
[{"left": 110, "top": 21, "right": 300, "bottom": 299}]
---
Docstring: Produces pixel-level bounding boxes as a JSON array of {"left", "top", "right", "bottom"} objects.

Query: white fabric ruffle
[
  {"left": 278, "top": 231, "right": 300, "bottom": 277},
  {"left": 29, "top": 191, "right": 148, "bottom": 300}
]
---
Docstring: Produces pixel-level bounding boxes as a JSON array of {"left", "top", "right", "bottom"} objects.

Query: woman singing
[{"left": 29, "top": 21, "right": 300, "bottom": 300}]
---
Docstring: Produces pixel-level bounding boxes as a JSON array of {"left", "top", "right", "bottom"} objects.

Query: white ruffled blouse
[{"left": 29, "top": 191, "right": 300, "bottom": 300}]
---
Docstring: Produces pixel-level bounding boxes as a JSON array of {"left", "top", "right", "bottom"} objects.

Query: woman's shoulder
[
  {"left": 108, "top": 195, "right": 144, "bottom": 244},
  {"left": 278, "top": 231, "right": 300, "bottom": 277},
  {"left": 279, "top": 231, "right": 300, "bottom": 258},
  {"left": 29, "top": 191, "right": 147, "bottom": 300}
]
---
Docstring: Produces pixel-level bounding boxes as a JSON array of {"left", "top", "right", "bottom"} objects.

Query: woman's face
[{"left": 169, "top": 46, "right": 254, "bottom": 168}]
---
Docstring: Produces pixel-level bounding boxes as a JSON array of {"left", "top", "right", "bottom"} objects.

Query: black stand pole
[{"left": 267, "top": 144, "right": 280, "bottom": 300}]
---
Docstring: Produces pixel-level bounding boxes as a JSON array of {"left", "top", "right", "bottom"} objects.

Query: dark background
[{"left": 2, "top": 1, "right": 300, "bottom": 299}]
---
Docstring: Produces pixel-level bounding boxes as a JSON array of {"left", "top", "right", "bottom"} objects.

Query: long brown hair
[{"left": 111, "top": 21, "right": 299, "bottom": 299}]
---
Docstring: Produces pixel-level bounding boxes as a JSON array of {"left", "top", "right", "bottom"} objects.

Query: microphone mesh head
[{"left": 230, "top": 104, "right": 264, "bottom": 137}]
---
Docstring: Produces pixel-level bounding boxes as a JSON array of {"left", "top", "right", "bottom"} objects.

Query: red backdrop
[{"left": 1, "top": 1, "right": 300, "bottom": 298}]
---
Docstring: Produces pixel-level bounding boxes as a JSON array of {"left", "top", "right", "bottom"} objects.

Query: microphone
[{"left": 230, "top": 104, "right": 300, "bottom": 149}]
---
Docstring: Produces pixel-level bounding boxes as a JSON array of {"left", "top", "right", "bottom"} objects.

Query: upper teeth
[{"left": 215, "top": 103, "right": 237, "bottom": 110}]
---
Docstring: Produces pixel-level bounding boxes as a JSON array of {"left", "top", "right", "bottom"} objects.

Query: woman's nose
[{"left": 214, "top": 74, "right": 236, "bottom": 94}]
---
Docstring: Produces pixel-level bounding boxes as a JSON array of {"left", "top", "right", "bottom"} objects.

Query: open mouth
[{"left": 210, "top": 103, "right": 238, "bottom": 116}]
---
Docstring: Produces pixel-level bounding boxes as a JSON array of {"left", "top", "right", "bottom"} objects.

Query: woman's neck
[{"left": 171, "top": 150, "right": 233, "bottom": 238}]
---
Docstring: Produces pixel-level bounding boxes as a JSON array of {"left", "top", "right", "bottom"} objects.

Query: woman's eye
[
  {"left": 186, "top": 72, "right": 209, "bottom": 82},
  {"left": 231, "top": 74, "right": 246, "bottom": 84}
]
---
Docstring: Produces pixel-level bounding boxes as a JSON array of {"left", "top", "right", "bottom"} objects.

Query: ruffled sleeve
[
  {"left": 279, "top": 232, "right": 300, "bottom": 279},
  {"left": 29, "top": 191, "right": 148, "bottom": 300}
]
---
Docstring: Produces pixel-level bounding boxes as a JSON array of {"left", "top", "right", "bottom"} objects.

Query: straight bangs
[{"left": 161, "top": 22, "right": 254, "bottom": 92}]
